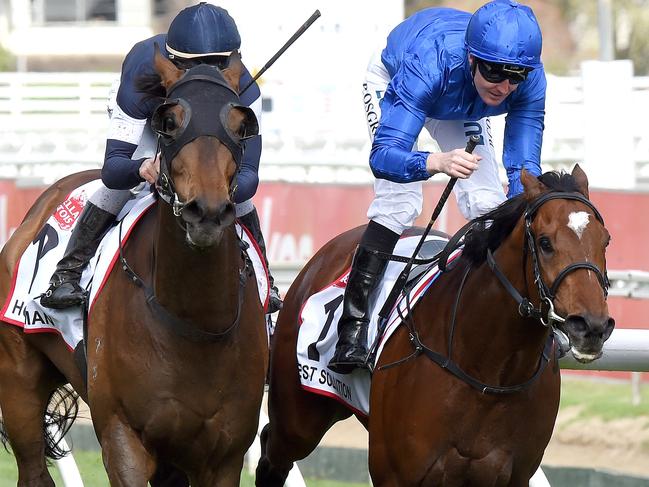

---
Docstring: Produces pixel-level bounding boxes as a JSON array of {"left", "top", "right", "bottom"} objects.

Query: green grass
[
  {"left": 0, "top": 450, "right": 369, "bottom": 486},
  {"left": 559, "top": 376, "right": 649, "bottom": 421}
]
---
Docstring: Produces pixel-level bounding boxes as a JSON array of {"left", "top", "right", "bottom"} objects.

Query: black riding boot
[
  {"left": 40, "top": 203, "right": 116, "bottom": 309},
  {"left": 328, "top": 245, "right": 389, "bottom": 374},
  {"left": 239, "top": 207, "right": 283, "bottom": 314}
]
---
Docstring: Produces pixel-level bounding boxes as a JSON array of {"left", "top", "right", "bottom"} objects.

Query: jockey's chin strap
[{"left": 116, "top": 209, "right": 252, "bottom": 343}]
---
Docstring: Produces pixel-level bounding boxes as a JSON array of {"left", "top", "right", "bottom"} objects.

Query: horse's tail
[{"left": 0, "top": 384, "right": 80, "bottom": 460}]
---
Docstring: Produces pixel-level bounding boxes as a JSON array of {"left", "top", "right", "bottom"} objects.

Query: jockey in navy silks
[
  {"left": 40, "top": 2, "right": 284, "bottom": 314},
  {"left": 329, "top": 0, "right": 547, "bottom": 373}
]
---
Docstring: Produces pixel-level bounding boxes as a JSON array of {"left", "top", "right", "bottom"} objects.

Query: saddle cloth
[
  {"left": 296, "top": 235, "right": 463, "bottom": 416},
  {"left": 0, "top": 180, "right": 269, "bottom": 351}
]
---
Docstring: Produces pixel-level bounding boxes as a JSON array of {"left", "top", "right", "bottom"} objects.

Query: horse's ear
[
  {"left": 521, "top": 169, "right": 546, "bottom": 199},
  {"left": 153, "top": 43, "right": 183, "bottom": 92},
  {"left": 222, "top": 50, "right": 244, "bottom": 93},
  {"left": 571, "top": 163, "right": 589, "bottom": 198}
]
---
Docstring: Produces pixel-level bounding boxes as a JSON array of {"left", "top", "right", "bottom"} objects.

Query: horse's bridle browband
[{"left": 379, "top": 190, "right": 608, "bottom": 395}]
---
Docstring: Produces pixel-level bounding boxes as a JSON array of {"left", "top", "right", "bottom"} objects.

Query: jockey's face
[{"left": 470, "top": 55, "right": 523, "bottom": 107}]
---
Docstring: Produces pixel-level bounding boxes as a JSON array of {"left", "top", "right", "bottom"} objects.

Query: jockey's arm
[
  {"left": 369, "top": 56, "right": 434, "bottom": 183},
  {"left": 102, "top": 103, "right": 148, "bottom": 190},
  {"left": 369, "top": 56, "right": 478, "bottom": 183},
  {"left": 233, "top": 135, "right": 261, "bottom": 203},
  {"left": 502, "top": 68, "right": 547, "bottom": 197},
  {"left": 232, "top": 70, "right": 262, "bottom": 204}
]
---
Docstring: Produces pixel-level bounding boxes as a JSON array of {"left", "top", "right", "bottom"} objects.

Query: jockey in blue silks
[
  {"left": 40, "top": 2, "right": 283, "bottom": 313},
  {"left": 329, "top": 0, "right": 546, "bottom": 373}
]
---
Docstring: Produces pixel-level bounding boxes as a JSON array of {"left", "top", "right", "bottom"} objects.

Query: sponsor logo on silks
[
  {"left": 362, "top": 83, "right": 380, "bottom": 136},
  {"left": 53, "top": 191, "right": 87, "bottom": 231}
]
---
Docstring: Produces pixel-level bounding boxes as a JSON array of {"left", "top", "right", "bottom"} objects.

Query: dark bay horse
[
  {"left": 0, "top": 49, "right": 267, "bottom": 486},
  {"left": 256, "top": 166, "right": 614, "bottom": 487}
]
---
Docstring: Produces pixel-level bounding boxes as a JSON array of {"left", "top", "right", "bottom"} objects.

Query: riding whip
[
  {"left": 239, "top": 10, "right": 321, "bottom": 96},
  {"left": 376, "top": 134, "right": 481, "bottom": 326}
]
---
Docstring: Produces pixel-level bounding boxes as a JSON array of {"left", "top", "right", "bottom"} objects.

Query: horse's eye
[
  {"left": 538, "top": 236, "right": 553, "bottom": 254},
  {"left": 163, "top": 115, "right": 177, "bottom": 133}
]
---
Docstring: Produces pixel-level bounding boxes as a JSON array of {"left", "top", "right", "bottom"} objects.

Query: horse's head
[
  {"left": 151, "top": 46, "right": 258, "bottom": 248},
  {"left": 521, "top": 165, "right": 615, "bottom": 362}
]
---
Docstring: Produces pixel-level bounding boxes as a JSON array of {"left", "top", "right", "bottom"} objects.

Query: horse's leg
[
  {"left": 150, "top": 462, "right": 189, "bottom": 487},
  {"left": 0, "top": 327, "right": 64, "bottom": 487},
  {"left": 190, "top": 450, "right": 246, "bottom": 487},
  {"left": 99, "top": 415, "right": 157, "bottom": 486},
  {"left": 256, "top": 393, "right": 350, "bottom": 487}
]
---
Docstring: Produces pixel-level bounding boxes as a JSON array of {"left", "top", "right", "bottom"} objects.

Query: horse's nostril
[
  {"left": 182, "top": 200, "right": 204, "bottom": 224},
  {"left": 220, "top": 202, "right": 235, "bottom": 226},
  {"left": 564, "top": 315, "right": 588, "bottom": 336},
  {"left": 603, "top": 317, "right": 616, "bottom": 340}
]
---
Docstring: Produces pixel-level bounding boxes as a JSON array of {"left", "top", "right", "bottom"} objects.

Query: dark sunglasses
[
  {"left": 170, "top": 54, "right": 230, "bottom": 71},
  {"left": 476, "top": 60, "right": 531, "bottom": 85}
]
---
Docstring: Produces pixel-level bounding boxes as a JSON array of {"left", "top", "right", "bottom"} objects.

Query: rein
[
  {"left": 118, "top": 215, "right": 251, "bottom": 342},
  {"left": 377, "top": 190, "right": 607, "bottom": 394}
]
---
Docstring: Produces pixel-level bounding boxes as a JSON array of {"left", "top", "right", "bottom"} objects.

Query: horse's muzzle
[
  {"left": 182, "top": 199, "right": 236, "bottom": 248},
  {"left": 561, "top": 313, "right": 615, "bottom": 363}
]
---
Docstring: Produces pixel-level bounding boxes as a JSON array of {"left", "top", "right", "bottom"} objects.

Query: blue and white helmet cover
[
  {"left": 166, "top": 2, "right": 241, "bottom": 58},
  {"left": 465, "top": 0, "right": 542, "bottom": 69}
]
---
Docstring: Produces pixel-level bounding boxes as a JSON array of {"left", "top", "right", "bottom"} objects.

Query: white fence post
[
  {"left": 47, "top": 425, "right": 84, "bottom": 487},
  {"left": 246, "top": 409, "right": 307, "bottom": 487}
]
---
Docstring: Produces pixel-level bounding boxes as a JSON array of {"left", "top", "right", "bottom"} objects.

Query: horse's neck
[
  {"left": 442, "top": 233, "right": 549, "bottom": 384},
  {"left": 153, "top": 206, "right": 241, "bottom": 327}
]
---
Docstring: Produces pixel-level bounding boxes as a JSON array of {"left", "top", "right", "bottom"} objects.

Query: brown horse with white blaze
[
  {"left": 256, "top": 165, "right": 614, "bottom": 486},
  {"left": 0, "top": 49, "right": 267, "bottom": 486}
]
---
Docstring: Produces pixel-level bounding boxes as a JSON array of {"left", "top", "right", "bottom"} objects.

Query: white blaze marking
[{"left": 567, "top": 212, "right": 590, "bottom": 240}]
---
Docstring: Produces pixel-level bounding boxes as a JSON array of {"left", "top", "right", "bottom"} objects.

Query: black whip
[
  {"left": 240, "top": 10, "right": 321, "bottom": 96},
  {"left": 376, "top": 134, "right": 481, "bottom": 324}
]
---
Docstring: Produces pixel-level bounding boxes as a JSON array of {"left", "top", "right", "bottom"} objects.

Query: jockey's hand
[
  {"left": 139, "top": 153, "right": 160, "bottom": 184},
  {"left": 426, "top": 149, "right": 481, "bottom": 179}
]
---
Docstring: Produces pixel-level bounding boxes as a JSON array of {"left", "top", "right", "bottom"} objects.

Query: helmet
[
  {"left": 166, "top": 2, "right": 241, "bottom": 59},
  {"left": 465, "top": 0, "right": 542, "bottom": 69}
]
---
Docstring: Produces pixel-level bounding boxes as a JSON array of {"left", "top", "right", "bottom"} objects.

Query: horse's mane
[
  {"left": 462, "top": 171, "right": 582, "bottom": 265},
  {"left": 134, "top": 72, "right": 165, "bottom": 102}
]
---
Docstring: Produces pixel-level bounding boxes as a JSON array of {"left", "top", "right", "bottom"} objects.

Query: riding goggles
[
  {"left": 476, "top": 59, "right": 531, "bottom": 85},
  {"left": 170, "top": 54, "right": 231, "bottom": 71}
]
